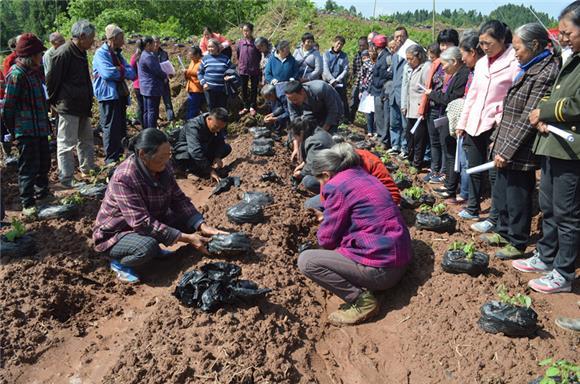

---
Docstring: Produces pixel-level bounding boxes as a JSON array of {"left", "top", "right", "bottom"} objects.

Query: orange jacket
[
  {"left": 356, "top": 149, "right": 401, "bottom": 204},
  {"left": 418, "top": 58, "right": 451, "bottom": 117},
  {"left": 185, "top": 59, "right": 202, "bottom": 93}
]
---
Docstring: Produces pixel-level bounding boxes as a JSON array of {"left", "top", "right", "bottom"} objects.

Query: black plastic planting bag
[
  {"left": 394, "top": 177, "right": 412, "bottom": 190},
  {"left": 354, "top": 140, "right": 373, "bottom": 150},
  {"left": 208, "top": 233, "right": 252, "bottom": 256},
  {"left": 478, "top": 300, "right": 538, "bottom": 337},
  {"left": 249, "top": 126, "right": 271, "bottom": 139},
  {"left": 347, "top": 132, "right": 365, "bottom": 142},
  {"left": 384, "top": 161, "right": 398, "bottom": 172},
  {"left": 38, "top": 204, "right": 78, "bottom": 220},
  {"left": 242, "top": 192, "right": 273, "bottom": 207},
  {"left": 174, "top": 262, "right": 271, "bottom": 312},
  {"left": 441, "top": 250, "right": 489, "bottom": 276},
  {"left": 253, "top": 138, "right": 275, "bottom": 146},
  {"left": 260, "top": 171, "right": 280, "bottom": 182},
  {"left": 416, "top": 212, "right": 456, "bottom": 233},
  {"left": 0, "top": 234, "right": 36, "bottom": 259},
  {"left": 226, "top": 202, "right": 264, "bottom": 224},
  {"left": 401, "top": 194, "right": 436, "bottom": 209},
  {"left": 212, "top": 176, "right": 241, "bottom": 196},
  {"left": 251, "top": 143, "right": 274, "bottom": 156},
  {"left": 77, "top": 183, "right": 108, "bottom": 198}
]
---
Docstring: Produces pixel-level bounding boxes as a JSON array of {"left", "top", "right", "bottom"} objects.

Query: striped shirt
[{"left": 198, "top": 54, "right": 232, "bottom": 92}]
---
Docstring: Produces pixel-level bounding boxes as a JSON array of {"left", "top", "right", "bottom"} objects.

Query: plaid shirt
[
  {"left": 319, "top": 167, "right": 412, "bottom": 268},
  {"left": 491, "top": 54, "right": 560, "bottom": 171},
  {"left": 358, "top": 59, "right": 374, "bottom": 92},
  {"left": 351, "top": 51, "right": 363, "bottom": 86},
  {"left": 93, "top": 155, "right": 204, "bottom": 252},
  {"left": 2, "top": 63, "right": 50, "bottom": 138}
]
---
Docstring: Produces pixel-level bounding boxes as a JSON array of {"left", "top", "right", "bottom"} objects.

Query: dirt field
[{"left": 0, "top": 124, "right": 578, "bottom": 384}]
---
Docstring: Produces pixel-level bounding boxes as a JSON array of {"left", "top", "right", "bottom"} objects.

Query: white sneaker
[{"left": 471, "top": 220, "right": 495, "bottom": 233}]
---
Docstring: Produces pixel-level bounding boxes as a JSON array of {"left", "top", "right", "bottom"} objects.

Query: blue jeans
[
  {"left": 366, "top": 112, "right": 375, "bottom": 134},
  {"left": 99, "top": 98, "right": 127, "bottom": 163},
  {"left": 459, "top": 146, "right": 469, "bottom": 199},
  {"left": 389, "top": 100, "right": 407, "bottom": 152},
  {"left": 143, "top": 95, "right": 161, "bottom": 129},
  {"left": 186, "top": 92, "right": 203, "bottom": 120},
  {"left": 302, "top": 175, "right": 320, "bottom": 194}
]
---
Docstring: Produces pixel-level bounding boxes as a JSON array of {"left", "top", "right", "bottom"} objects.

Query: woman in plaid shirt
[{"left": 93, "top": 129, "right": 226, "bottom": 283}]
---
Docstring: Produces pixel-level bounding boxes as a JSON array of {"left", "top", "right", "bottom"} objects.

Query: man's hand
[
  {"left": 203, "top": 84, "right": 209, "bottom": 90},
  {"left": 494, "top": 154, "right": 507, "bottom": 168},
  {"left": 212, "top": 158, "right": 223, "bottom": 169},
  {"left": 210, "top": 169, "right": 221, "bottom": 183},
  {"left": 199, "top": 223, "right": 228, "bottom": 236},
  {"left": 529, "top": 108, "right": 541, "bottom": 126},
  {"left": 179, "top": 233, "right": 210, "bottom": 255},
  {"left": 271, "top": 79, "right": 279, "bottom": 85},
  {"left": 264, "top": 114, "right": 276, "bottom": 124}
]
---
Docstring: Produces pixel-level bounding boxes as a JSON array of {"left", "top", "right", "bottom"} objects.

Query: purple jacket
[
  {"left": 138, "top": 50, "right": 167, "bottom": 97},
  {"left": 236, "top": 38, "right": 261, "bottom": 77},
  {"left": 93, "top": 155, "right": 203, "bottom": 253},
  {"left": 318, "top": 167, "right": 412, "bottom": 268}
]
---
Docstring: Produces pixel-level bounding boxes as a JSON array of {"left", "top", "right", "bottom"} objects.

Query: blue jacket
[
  {"left": 322, "top": 49, "right": 349, "bottom": 86},
  {"left": 369, "top": 49, "right": 393, "bottom": 97},
  {"left": 138, "top": 50, "right": 167, "bottom": 97},
  {"left": 92, "top": 43, "right": 136, "bottom": 102},
  {"left": 389, "top": 53, "right": 407, "bottom": 106},
  {"left": 264, "top": 54, "right": 299, "bottom": 84},
  {"left": 198, "top": 54, "right": 232, "bottom": 93}
]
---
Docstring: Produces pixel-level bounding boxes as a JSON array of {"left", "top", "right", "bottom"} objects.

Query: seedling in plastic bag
[
  {"left": 431, "top": 203, "right": 447, "bottom": 216},
  {"left": 403, "top": 186, "right": 424, "bottom": 200},
  {"left": 4, "top": 219, "right": 27, "bottom": 242},
  {"left": 61, "top": 192, "right": 85, "bottom": 206},
  {"left": 394, "top": 170, "right": 406, "bottom": 180},
  {"left": 496, "top": 284, "right": 532, "bottom": 309},
  {"left": 463, "top": 242, "right": 476, "bottom": 262},
  {"left": 448, "top": 241, "right": 465, "bottom": 251},
  {"left": 418, "top": 204, "right": 432, "bottom": 213},
  {"left": 409, "top": 166, "right": 418, "bottom": 175},
  {"left": 538, "top": 358, "right": 579, "bottom": 384}
]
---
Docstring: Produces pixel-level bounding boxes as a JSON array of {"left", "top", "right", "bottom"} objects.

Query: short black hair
[
  {"left": 284, "top": 80, "right": 303, "bottom": 95},
  {"left": 395, "top": 26, "right": 408, "bottom": 36},
  {"left": 437, "top": 29, "right": 460, "bottom": 46},
  {"left": 479, "top": 20, "right": 512, "bottom": 45},
  {"left": 140, "top": 36, "right": 154, "bottom": 50},
  {"left": 291, "top": 116, "right": 317, "bottom": 137},
  {"left": 460, "top": 32, "right": 484, "bottom": 57},
  {"left": 358, "top": 36, "right": 368, "bottom": 42},
  {"left": 334, "top": 35, "right": 346, "bottom": 44},
  {"left": 241, "top": 22, "right": 254, "bottom": 31},
  {"left": 427, "top": 42, "right": 441, "bottom": 58},
  {"left": 190, "top": 46, "right": 202, "bottom": 56},
  {"left": 301, "top": 32, "right": 315, "bottom": 43},
  {"left": 208, "top": 107, "right": 229, "bottom": 122},
  {"left": 203, "top": 26, "right": 213, "bottom": 34},
  {"left": 560, "top": 0, "right": 580, "bottom": 26}
]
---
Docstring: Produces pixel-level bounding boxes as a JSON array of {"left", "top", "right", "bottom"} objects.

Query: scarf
[{"left": 513, "top": 49, "right": 551, "bottom": 83}]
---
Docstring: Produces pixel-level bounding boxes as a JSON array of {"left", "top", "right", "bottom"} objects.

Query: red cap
[
  {"left": 372, "top": 34, "right": 388, "bottom": 48},
  {"left": 15, "top": 33, "right": 46, "bottom": 57}
]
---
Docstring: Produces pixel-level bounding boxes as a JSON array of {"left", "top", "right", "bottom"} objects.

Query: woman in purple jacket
[
  {"left": 298, "top": 143, "right": 412, "bottom": 326},
  {"left": 236, "top": 23, "right": 261, "bottom": 116},
  {"left": 137, "top": 36, "right": 168, "bottom": 128}
]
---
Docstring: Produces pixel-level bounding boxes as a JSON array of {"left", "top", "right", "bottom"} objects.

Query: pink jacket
[{"left": 458, "top": 46, "right": 520, "bottom": 137}]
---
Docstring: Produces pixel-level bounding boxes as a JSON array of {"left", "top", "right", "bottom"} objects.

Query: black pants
[
  {"left": 537, "top": 156, "right": 580, "bottom": 281},
  {"left": 349, "top": 85, "right": 360, "bottom": 123},
  {"left": 162, "top": 83, "right": 174, "bottom": 121},
  {"left": 99, "top": 98, "right": 127, "bottom": 164},
  {"left": 240, "top": 74, "right": 258, "bottom": 109},
  {"left": 178, "top": 143, "right": 232, "bottom": 177},
  {"left": 134, "top": 89, "right": 145, "bottom": 126},
  {"left": 463, "top": 130, "right": 493, "bottom": 215},
  {"left": 426, "top": 109, "right": 444, "bottom": 173},
  {"left": 493, "top": 168, "right": 535, "bottom": 250},
  {"left": 17, "top": 136, "right": 50, "bottom": 208},
  {"left": 441, "top": 126, "right": 459, "bottom": 194},
  {"left": 204, "top": 89, "right": 227, "bottom": 110},
  {"left": 406, "top": 117, "right": 428, "bottom": 169},
  {"left": 335, "top": 85, "right": 349, "bottom": 122}
]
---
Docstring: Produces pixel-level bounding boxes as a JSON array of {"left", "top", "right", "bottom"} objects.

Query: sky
[{"left": 312, "top": 0, "right": 570, "bottom": 19}]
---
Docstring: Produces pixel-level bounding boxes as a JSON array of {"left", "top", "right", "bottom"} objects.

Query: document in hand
[{"left": 160, "top": 60, "right": 176, "bottom": 76}]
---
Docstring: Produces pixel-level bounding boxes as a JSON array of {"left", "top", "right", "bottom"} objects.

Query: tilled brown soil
[{"left": 0, "top": 129, "right": 578, "bottom": 384}]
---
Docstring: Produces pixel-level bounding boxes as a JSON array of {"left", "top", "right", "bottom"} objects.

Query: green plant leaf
[{"left": 539, "top": 358, "right": 554, "bottom": 367}]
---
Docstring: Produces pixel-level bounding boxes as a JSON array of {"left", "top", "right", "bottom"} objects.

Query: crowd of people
[{"left": 0, "top": 1, "right": 578, "bottom": 328}]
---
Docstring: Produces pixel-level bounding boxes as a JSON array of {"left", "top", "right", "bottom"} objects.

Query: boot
[{"left": 328, "top": 291, "right": 379, "bottom": 326}]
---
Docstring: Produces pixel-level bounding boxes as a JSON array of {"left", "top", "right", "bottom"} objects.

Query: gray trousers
[
  {"left": 57, "top": 113, "right": 95, "bottom": 182},
  {"left": 373, "top": 95, "right": 390, "bottom": 147},
  {"left": 298, "top": 249, "right": 406, "bottom": 303}
]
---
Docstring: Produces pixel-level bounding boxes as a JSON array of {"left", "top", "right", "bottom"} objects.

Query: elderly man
[
  {"left": 261, "top": 83, "right": 289, "bottom": 134},
  {"left": 389, "top": 26, "right": 410, "bottom": 157},
  {"left": 43, "top": 32, "right": 65, "bottom": 75},
  {"left": 369, "top": 34, "right": 393, "bottom": 149},
  {"left": 93, "top": 24, "right": 136, "bottom": 163},
  {"left": 47, "top": 20, "right": 96, "bottom": 187}
]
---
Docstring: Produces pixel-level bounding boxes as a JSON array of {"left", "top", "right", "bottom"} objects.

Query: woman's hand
[
  {"left": 210, "top": 169, "right": 221, "bottom": 183},
  {"left": 199, "top": 223, "right": 228, "bottom": 236},
  {"left": 494, "top": 154, "right": 507, "bottom": 168},
  {"left": 456, "top": 129, "right": 465, "bottom": 137},
  {"left": 529, "top": 108, "right": 540, "bottom": 126},
  {"left": 536, "top": 122, "right": 549, "bottom": 134},
  {"left": 180, "top": 233, "right": 211, "bottom": 255},
  {"left": 203, "top": 83, "right": 209, "bottom": 90},
  {"left": 271, "top": 79, "right": 279, "bottom": 85},
  {"left": 264, "top": 114, "right": 276, "bottom": 124},
  {"left": 424, "top": 88, "right": 432, "bottom": 96},
  {"left": 212, "top": 158, "right": 223, "bottom": 169}
]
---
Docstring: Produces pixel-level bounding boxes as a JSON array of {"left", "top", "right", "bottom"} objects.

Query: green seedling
[
  {"left": 403, "top": 186, "right": 424, "bottom": 200},
  {"left": 539, "top": 358, "right": 579, "bottom": 384},
  {"left": 409, "top": 166, "right": 418, "bottom": 175},
  {"left": 496, "top": 284, "right": 532, "bottom": 309},
  {"left": 394, "top": 170, "right": 406, "bottom": 180},
  {"left": 448, "top": 240, "right": 465, "bottom": 251},
  {"left": 418, "top": 204, "right": 432, "bottom": 213},
  {"left": 431, "top": 203, "right": 447, "bottom": 215},
  {"left": 61, "top": 192, "right": 85, "bottom": 206},
  {"left": 4, "top": 219, "right": 27, "bottom": 242},
  {"left": 463, "top": 242, "right": 476, "bottom": 262}
]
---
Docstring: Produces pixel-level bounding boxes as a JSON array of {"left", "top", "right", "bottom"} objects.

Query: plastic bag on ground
[
  {"left": 441, "top": 250, "right": 489, "bottom": 276},
  {"left": 260, "top": 171, "right": 280, "bottom": 182},
  {"left": 38, "top": 204, "right": 78, "bottom": 220},
  {"left": 478, "top": 300, "right": 538, "bottom": 337},
  {"left": 347, "top": 132, "right": 365, "bottom": 142},
  {"left": 401, "top": 194, "right": 436, "bottom": 209},
  {"left": 416, "top": 212, "right": 456, "bottom": 233},
  {"left": 76, "top": 182, "right": 108, "bottom": 198},
  {"left": 354, "top": 140, "right": 373, "bottom": 150},
  {"left": 253, "top": 138, "right": 275, "bottom": 146},
  {"left": 212, "top": 176, "right": 241, "bottom": 196},
  {"left": 394, "top": 177, "right": 412, "bottom": 190},
  {"left": 251, "top": 143, "right": 274, "bottom": 156},
  {"left": 0, "top": 234, "right": 36, "bottom": 259},
  {"left": 173, "top": 262, "right": 270, "bottom": 312},
  {"left": 242, "top": 191, "right": 273, "bottom": 207},
  {"left": 249, "top": 126, "right": 271, "bottom": 139},
  {"left": 226, "top": 202, "right": 264, "bottom": 224},
  {"left": 208, "top": 233, "right": 252, "bottom": 256}
]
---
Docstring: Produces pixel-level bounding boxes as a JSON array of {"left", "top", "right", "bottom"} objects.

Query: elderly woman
[
  {"left": 138, "top": 36, "right": 168, "bottom": 129},
  {"left": 481, "top": 24, "right": 560, "bottom": 260},
  {"left": 298, "top": 143, "right": 411, "bottom": 326},
  {"left": 93, "top": 129, "right": 225, "bottom": 283},
  {"left": 198, "top": 38, "right": 234, "bottom": 110},
  {"left": 1, "top": 33, "right": 50, "bottom": 219},
  {"left": 456, "top": 21, "right": 520, "bottom": 220},
  {"left": 93, "top": 24, "right": 136, "bottom": 164},
  {"left": 294, "top": 33, "right": 323, "bottom": 82},
  {"left": 402, "top": 44, "right": 431, "bottom": 169},
  {"left": 512, "top": 1, "right": 580, "bottom": 294},
  {"left": 425, "top": 46, "right": 470, "bottom": 199},
  {"left": 264, "top": 40, "right": 299, "bottom": 85}
]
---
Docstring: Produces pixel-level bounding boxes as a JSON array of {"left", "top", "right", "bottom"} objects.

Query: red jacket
[
  {"left": 356, "top": 149, "right": 401, "bottom": 204},
  {"left": 3, "top": 52, "right": 17, "bottom": 77}
]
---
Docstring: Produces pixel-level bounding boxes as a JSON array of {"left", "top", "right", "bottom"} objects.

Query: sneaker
[
  {"left": 555, "top": 317, "right": 580, "bottom": 332},
  {"left": 434, "top": 190, "right": 453, "bottom": 198},
  {"left": 528, "top": 270, "right": 572, "bottom": 294},
  {"left": 35, "top": 191, "right": 56, "bottom": 205},
  {"left": 479, "top": 233, "right": 509, "bottom": 246},
  {"left": 21, "top": 206, "right": 38, "bottom": 220},
  {"left": 110, "top": 260, "right": 140, "bottom": 283},
  {"left": 429, "top": 173, "right": 446, "bottom": 184},
  {"left": 458, "top": 209, "right": 479, "bottom": 220},
  {"left": 471, "top": 219, "right": 494, "bottom": 233},
  {"left": 398, "top": 151, "right": 409, "bottom": 160},
  {"left": 386, "top": 147, "right": 399, "bottom": 155},
  {"left": 433, "top": 186, "right": 448, "bottom": 193},
  {"left": 512, "top": 253, "right": 553, "bottom": 273},
  {"left": 495, "top": 244, "right": 524, "bottom": 260},
  {"left": 422, "top": 171, "right": 434, "bottom": 182},
  {"left": 328, "top": 291, "right": 379, "bottom": 326}
]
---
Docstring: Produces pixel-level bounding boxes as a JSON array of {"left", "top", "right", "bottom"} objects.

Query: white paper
[
  {"left": 358, "top": 92, "right": 374, "bottom": 113},
  {"left": 454, "top": 137, "right": 463, "bottom": 173},
  {"left": 396, "top": 38, "right": 417, "bottom": 59},
  {"left": 547, "top": 125, "right": 575, "bottom": 143},
  {"left": 160, "top": 60, "right": 175, "bottom": 76},
  {"left": 410, "top": 116, "right": 423, "bottom": 135},
  {"left": 42, "top": 84, "right": 49, "bottom": 100},
  {"left": 466, "top": 161, "right": 495, "bottom": 175},
  {"left": 417, "top": 83, "right": 427, "bottom": 92},
  {"left": 177, "top": 55, "right": 185, "bottom": 70}
]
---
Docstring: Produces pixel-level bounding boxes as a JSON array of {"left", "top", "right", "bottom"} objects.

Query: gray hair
[
  {"left": 17, "top": 56, "right": 35, "bottom": 68},
  {"left": 71, "top": 19, "right": 96, "bottom": 39},
  {"left": 255, "top": 36, "right": 271, "bottom": 48},
  {"left": 261, "top": 84, "right": 276, "bottom": 96},
  {"left": 514, "top": 23, "right": 550, "bottom": 54},
  {"left": 207, "top": 38, "right": 220, "bottom": 48},
  {"left": 49, "top": 32, "right": 64, "bottom": 43},
  {"left": 440, "top": 46, "right": 462, "bottom": 63},
  {"left": 406, "top": 44, "right": 427, "bottom": 63},
  {"left": 275, "top": 40, "right": 290, "bottom": 52},
  {"left": 310, "top": 143, "right": 360, "bottom": 177}
]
